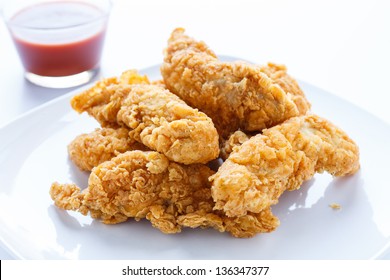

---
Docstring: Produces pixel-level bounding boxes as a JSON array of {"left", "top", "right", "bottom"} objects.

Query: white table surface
[{"left": 0, "top": 0, "right": 389, "bottom": 259}]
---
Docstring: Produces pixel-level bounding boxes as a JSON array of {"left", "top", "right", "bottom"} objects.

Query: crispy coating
[
  {"left": 71, "top": 73, "right": 219, "bottom": 165},
  {"left": 70, "top": 70, "right": 150, "bottom": 127},
  {"left": 259, "top": 62, "right": 310, "bottom": 115},
  {"left": 151, "top": 79, "right": 166, "bottom": 88},
  {"left": 50, "top": 151, "right": 279, "bottom": 237},
  {"left": 210, "top": 114, "right": 360, "bottom": 217},
  {"left": 70, "top": 70, "right": 150, "bottom": 117},
  {"left": 118, "top": 84, "right": 219, "bottom": 164},
  {"left": 220, "top": 130, "right": 250, "bottom": 160},
  {"left": 68, "top": 127, "right": 148, "bottom": 171},
  {"left": 161, "top": 28, "right": 310, "bottom": 137}
]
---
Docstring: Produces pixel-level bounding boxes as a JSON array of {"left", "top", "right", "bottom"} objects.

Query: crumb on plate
[{"left": 329, "top": 203, "right": 342, "bottom": 210}]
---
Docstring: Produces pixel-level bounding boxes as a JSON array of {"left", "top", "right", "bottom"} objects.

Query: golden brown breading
[
  {"left": 50, "top": 151, "right": 279, "bottom": 237},
  {"left": 150, "top": 79, "right": 166, "bottom": 88},
  {"left": 71, "top": 73, "right": 219, "bottom": 164},
  {"left": 70, "top": 70, "right": 150, "bottom": 127},
  {"left": 178, "top": 208, "right": 278, "bottom": 238},
  {"left": 161, "top": 28, "right": 310, "bottom": 137},
  {"left": 118, "top": 84, "right": 219, "bottom": 164},
  {"left": 220, "top": 130, "right": 250, "bottom": 160},
  {"left": 210, "top": 114, "right": 360, "bottom": 217},
  {"left": 259, "top": 62, "right": 310, "bottom": 115},
  {"left": 68, "top": 127, "right": 148, "bottom": 171},
  {"left": 70, "top": 70, "right": 150, "bottom": 117}
]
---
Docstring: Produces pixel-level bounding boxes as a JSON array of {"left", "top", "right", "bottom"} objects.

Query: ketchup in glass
[{"left": 7, "top": 1, "right": 110, "bottom": 78}]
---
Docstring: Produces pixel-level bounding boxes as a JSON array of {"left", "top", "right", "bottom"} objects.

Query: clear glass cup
[{"left": 3, "top": 0, "right": 112, "bottom": 88}]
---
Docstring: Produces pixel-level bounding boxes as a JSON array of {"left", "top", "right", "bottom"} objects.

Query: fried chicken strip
[
  {"left": 210, "top": 114, "right": 360, "bottom": 217},
  {"left": 71, "top": 72, "right": 219, "bottom": 164},
  {"left": 50, "top": 151, "right": 279, "bottom": 237},
  {"left": 161, "top": 28, "right": 310, "bottom": 137},
  {"left": 68, "top": 127, "right": 148, "bottom": 171}
]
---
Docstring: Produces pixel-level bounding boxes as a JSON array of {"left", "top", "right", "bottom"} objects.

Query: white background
[{"left": 0, "top": 0, "right": 389, "bottom": 259}]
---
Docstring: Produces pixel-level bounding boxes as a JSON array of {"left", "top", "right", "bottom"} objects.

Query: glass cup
[{"left": 3, "top": 0, "right": 112, "bottom": 88}]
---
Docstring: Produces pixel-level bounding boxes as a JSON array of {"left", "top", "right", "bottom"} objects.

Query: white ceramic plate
[{"left": 1, "top": 59, "right": 390, "bottom": 260}]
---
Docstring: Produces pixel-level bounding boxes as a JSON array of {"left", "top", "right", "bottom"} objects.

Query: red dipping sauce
[{"left": 8, "top": 1, "right": 109, "bottom": 77}]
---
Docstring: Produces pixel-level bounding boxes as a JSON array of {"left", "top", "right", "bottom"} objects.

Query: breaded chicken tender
[
  {"left": 161, "top": 28, "right": 310, "bottom": 137},
  {"left": 71, "top": 73, "right": 219, "bottom": 164},
  {"left": 50, "top": 151, "right": 279, "bottom": 237},
  {"left": 68, "top": 127, "right": 148, "bottom": 171},
  {"left": 210, "top": 114, "right": 360, "bottom": 217}
]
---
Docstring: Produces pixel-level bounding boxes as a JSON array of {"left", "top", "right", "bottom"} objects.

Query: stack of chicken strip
[{"left": 50, "top": 28, "right": 359, "bottom": 238}]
